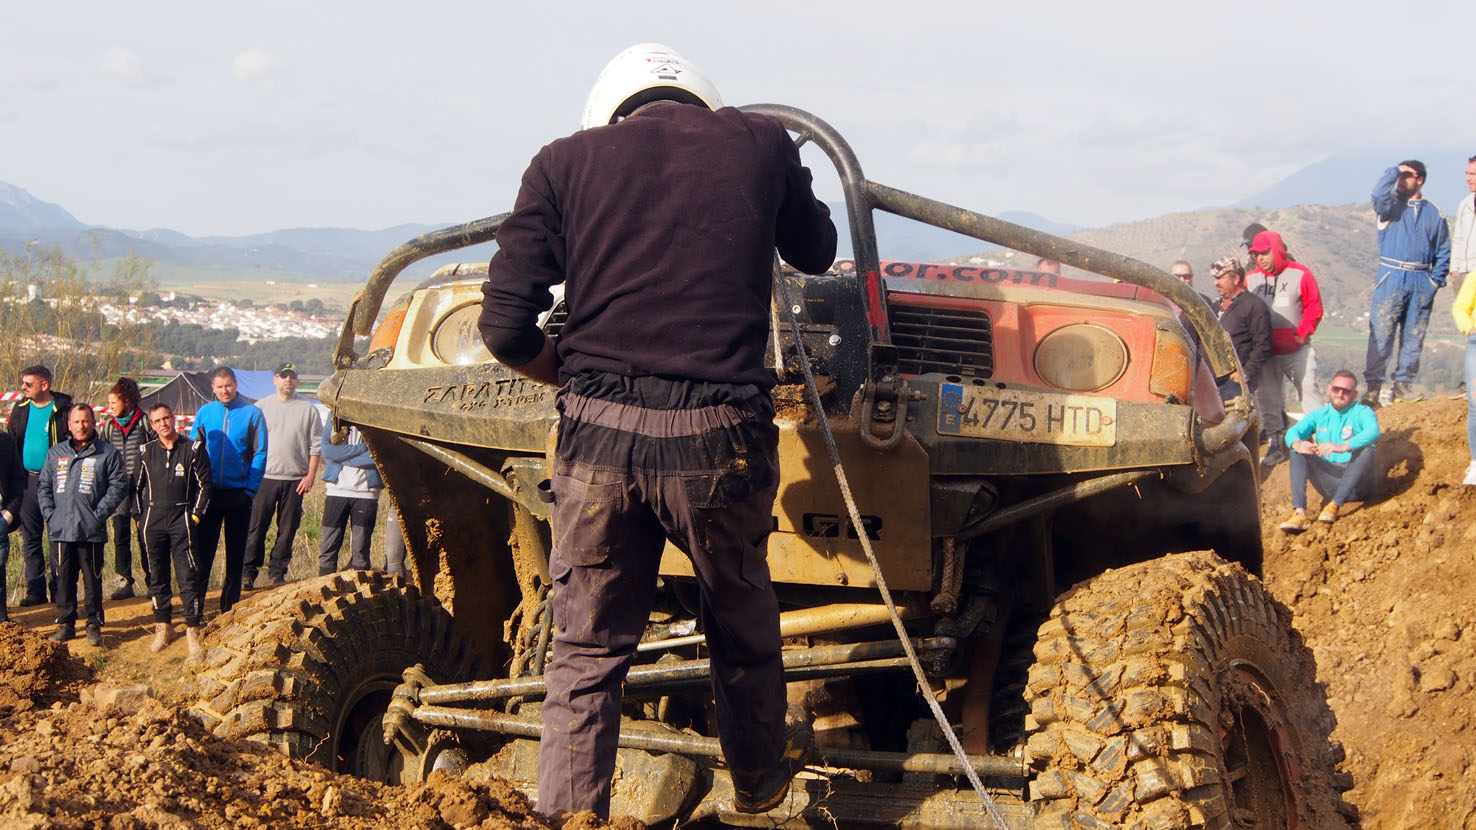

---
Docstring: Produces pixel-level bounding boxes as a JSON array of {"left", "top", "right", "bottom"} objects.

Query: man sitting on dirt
[
  {"left": 479, "top": 43, "right": 836, "bottom": 819},
  {"left": 1279, "top": 370, "right": 1382, "bottom": 532}
]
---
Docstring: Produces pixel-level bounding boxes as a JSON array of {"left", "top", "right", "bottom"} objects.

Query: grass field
[{"left": 89, "top": 258, "right": 410, "bottom": 317}]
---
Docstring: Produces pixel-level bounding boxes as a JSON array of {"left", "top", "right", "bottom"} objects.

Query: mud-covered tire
[
  {"left": 186, "top": 571, "right": 484, "bottom": 781},
  {"left": 1023, "top": 552, "right": 1353, "bottom": 829}
]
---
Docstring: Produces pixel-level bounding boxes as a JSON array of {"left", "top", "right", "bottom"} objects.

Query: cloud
[
  {"left": 233, "top": 48, "right": 285, "bottom": 86},
  {"left": 100, "top": 47, "right": 166, "bottom": 88}
]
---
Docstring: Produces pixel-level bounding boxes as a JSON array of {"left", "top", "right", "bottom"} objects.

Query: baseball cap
[{"left": 276, "top": 362, "right": 298, "bottom": 378}]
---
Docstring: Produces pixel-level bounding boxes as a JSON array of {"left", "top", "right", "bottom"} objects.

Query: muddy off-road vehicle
[{"left": 187, "top": 106, "right": 1353, "bottom": 827}]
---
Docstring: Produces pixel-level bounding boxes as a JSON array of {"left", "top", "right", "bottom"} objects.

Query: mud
[
  {"left": 0, "top": 621, "right": 637, "bottom": 829},
  {"left": 3, "top": 395, "right": 1474, "bottom": 827},
  {"left": 1259, "top": 396, "right": 1476, "bottom": 828}
]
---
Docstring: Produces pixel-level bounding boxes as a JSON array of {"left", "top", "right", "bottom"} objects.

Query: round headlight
[
  {"left": 431, "top": 303, "right": 494, "bottom": 366},
  {"left": 1033, "top": 324, "right": 1128, "bottom": 392}
]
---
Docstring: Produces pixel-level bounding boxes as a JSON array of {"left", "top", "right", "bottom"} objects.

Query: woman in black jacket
[{"left": 98, "top": 377, "right": 155, "bottom": 599}]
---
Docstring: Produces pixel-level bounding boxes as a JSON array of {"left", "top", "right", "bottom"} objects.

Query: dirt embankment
[
  {"left": 0, "top": 623, "right": 636, "bottom": 830},
  {"left": 1259, "top": 396, "right": 1476, "bottom": 828},
  {"left": 3, "top": 396, "right": 1475, "bottom": 828}
]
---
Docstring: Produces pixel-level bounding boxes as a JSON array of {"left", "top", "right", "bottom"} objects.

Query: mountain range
[{"left": 3, "top": 149, "right": 1471, "bottom": 283}]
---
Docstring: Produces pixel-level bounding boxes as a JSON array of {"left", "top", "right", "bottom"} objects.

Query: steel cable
[{"left": 772, "top": 259, "right": 1011, "bottom": 828}]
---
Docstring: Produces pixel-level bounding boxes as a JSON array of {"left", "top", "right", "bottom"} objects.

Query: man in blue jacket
[
  {"left": 1279, "top": 370, "right": 1382, "bottom": 533},
  {"left": 38, "top": 404, "right": 128, "bottom": 645},
  {"left": 1365, "top": 161, "right": 1451, "bottom": 405},
  {"left": 190, "top": 367, "right": 267, "bottom": 616}
]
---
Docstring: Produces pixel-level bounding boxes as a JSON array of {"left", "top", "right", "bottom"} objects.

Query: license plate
[{"left": 937, "top": 384, "right": 1117, "bottom": 447}]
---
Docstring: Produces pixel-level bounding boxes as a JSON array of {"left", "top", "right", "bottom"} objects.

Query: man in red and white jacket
[{"left": 1246, "top": 229, "right": 1325, "bottom": 466}]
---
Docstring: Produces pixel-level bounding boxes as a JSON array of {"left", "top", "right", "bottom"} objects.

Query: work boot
[
  {"left": 733, "top": 711, "right": 815, "bottom": 814},
  {"left": 109, "top": 575, "right": 135, "bottom": 601},
  {"left": 86, "top": 624, "right": 103, "bottom": 648},
  {"left": 150, "top": 622, "right": 175, "bottom": 653},
  {"left": 1377, "top": 384, "right": 1394, "bottom": 407},
  {"left": 1260, "top": 434, "right": 1287, "bottom": 467},
  {"left": 18, "top": 593, "right": 46, "bottom": 608},
  {"left": 185, "top": 626, "right": 204, "bottom": 659},
  {"left": 1391, "top": 381, "right": 1422, "bottom": 403},
  {"left": 49, "top": 623, "right": 76, "bottom": 643},
  {"left": 1361, "top": 381, "right": 1382, "bottom": 407}
]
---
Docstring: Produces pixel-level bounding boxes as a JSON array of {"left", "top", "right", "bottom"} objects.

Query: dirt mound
[
  {"left": 1259, "top": 396, "right": 1476, "bottom": 828},
  {"left": 0, "top": 622, "right": 92, "bottom": 715},
  {"left": 0, "top": 624, "right": 638, "bottom": 830}
]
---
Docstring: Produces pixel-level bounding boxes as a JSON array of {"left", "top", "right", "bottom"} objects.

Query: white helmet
[{"left": 579, "top": 43, "right": 723, "bottom": 131}]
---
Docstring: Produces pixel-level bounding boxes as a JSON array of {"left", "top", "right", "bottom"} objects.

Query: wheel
[
  {"left": 1023, "top": 551, "right": 1354, "bottom": 829},
  {"left": 186, "top": 571, "right": 484, "bottom": 783}
]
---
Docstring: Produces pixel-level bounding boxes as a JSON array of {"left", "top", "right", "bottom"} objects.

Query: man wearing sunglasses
[{"left": 1278, "top": 370, "right": 1382, "bottom": 532}]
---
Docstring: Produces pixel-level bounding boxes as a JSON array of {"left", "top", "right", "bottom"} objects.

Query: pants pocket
[{"left": 549, "top": 463, "right": 625, "bottom": 580}]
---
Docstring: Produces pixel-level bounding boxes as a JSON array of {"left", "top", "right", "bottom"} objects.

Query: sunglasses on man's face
[{"left": 1328, "top": 385, "right": 1356, "bottom": 395}]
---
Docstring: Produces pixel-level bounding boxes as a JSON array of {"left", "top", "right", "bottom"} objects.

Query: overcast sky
[{"left": 4, "top": 1, "right": 1475, "bottom": 237}]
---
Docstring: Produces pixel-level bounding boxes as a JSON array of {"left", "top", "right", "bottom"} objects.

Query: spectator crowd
[
  {"left": 0, "top": 363, "right": 406, "bottom": 652},
  {"left": 1179, "top": 157, "right": 1476, "bottom": 533}
]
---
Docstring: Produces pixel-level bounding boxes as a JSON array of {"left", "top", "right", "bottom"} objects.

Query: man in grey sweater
[{"left": 243, "top": 363, "right": 321, "bottom": 587}]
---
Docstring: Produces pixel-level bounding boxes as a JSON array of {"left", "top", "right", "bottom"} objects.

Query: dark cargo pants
[
  {"left": 244, "top": 477, "right": 305, "bottom": 583},
  {"left": 537, "top": 393, "right": 785, "bottom": 819}
]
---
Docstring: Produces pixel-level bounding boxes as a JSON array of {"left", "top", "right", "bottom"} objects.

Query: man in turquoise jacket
[{"left": 1279, "top": 369, "right": 1381, "bottom": 533}]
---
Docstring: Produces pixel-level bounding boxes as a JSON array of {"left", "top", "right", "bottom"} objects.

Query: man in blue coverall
[
  {"left": 1278, "top": 370, "right": 1382, "bottom": 532},
  {"left": 1364, "top": 161, "right": 1451, "bottom": 406}
]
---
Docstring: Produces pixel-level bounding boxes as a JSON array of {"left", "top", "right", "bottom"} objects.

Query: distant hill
[
  {"left": 0, "top": 182, "right": 83, "bottom": 233},
  {"left": 1006, "top": 203, "right": 1464, "bottom": 345},
  {"left": 0, "top": 179, "right": 500, "bottom": 282},
  {"left": 1236, "top": 153, "right": 1473, "bottom": 216}
]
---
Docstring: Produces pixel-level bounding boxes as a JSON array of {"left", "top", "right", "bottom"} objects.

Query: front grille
[{"left": 890, "top": 302, "right": 994, "bottom": 377}]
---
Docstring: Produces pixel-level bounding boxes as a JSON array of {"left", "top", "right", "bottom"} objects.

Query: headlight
[
  {"left": 368, "top": 296, "right": 410, "bottom": 355},
  {"left": 1033, "top": 324, "right": 1128, "bottom": 392},
  {"left": 431, "top": 303, "right": 493, "bottom": 366},
  {"left": 1149, "top": 324, "right": 1193, "bottom": 403}
]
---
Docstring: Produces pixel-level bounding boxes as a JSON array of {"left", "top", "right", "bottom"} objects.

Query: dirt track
[{"left": 2, "top": 396, "right": 1474, "bottom": 827}]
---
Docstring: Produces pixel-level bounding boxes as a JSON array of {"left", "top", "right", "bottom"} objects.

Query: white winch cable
[{"left": 772, "top": 261, "right": 1011, "bottom": 828}]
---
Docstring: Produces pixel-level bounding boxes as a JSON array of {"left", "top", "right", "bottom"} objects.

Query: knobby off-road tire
[
  {"left": 1023, "top": 552, "right": 1353, "bottom": 829},
  {"left": 186, "top": 571, "right": 483, "bottom": 782}
]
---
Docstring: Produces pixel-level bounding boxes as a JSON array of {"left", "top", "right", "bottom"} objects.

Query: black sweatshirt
[
  {"left": 479, "top": 103, "right": 837, "bottom": 388},
  {"left": 1217, "top": 290, "right": 1272, "bottom": 387}
]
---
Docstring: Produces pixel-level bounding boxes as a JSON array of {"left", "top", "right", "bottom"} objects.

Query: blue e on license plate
[{"left": 938, "top": 384, "right": 1117, "bottom": 447}]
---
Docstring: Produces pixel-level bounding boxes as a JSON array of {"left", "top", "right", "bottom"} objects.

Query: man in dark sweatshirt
[
  {"left": 479, "top": 43, "right": 836, "bottom": 819},
  {"left": 1211, "top": 255, "right": 1273, "bottom": 403}
]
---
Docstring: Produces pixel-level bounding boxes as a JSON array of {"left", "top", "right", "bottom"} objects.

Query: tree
[{"left": 0, "top": 247, "right": 159, "bottom": 401}]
